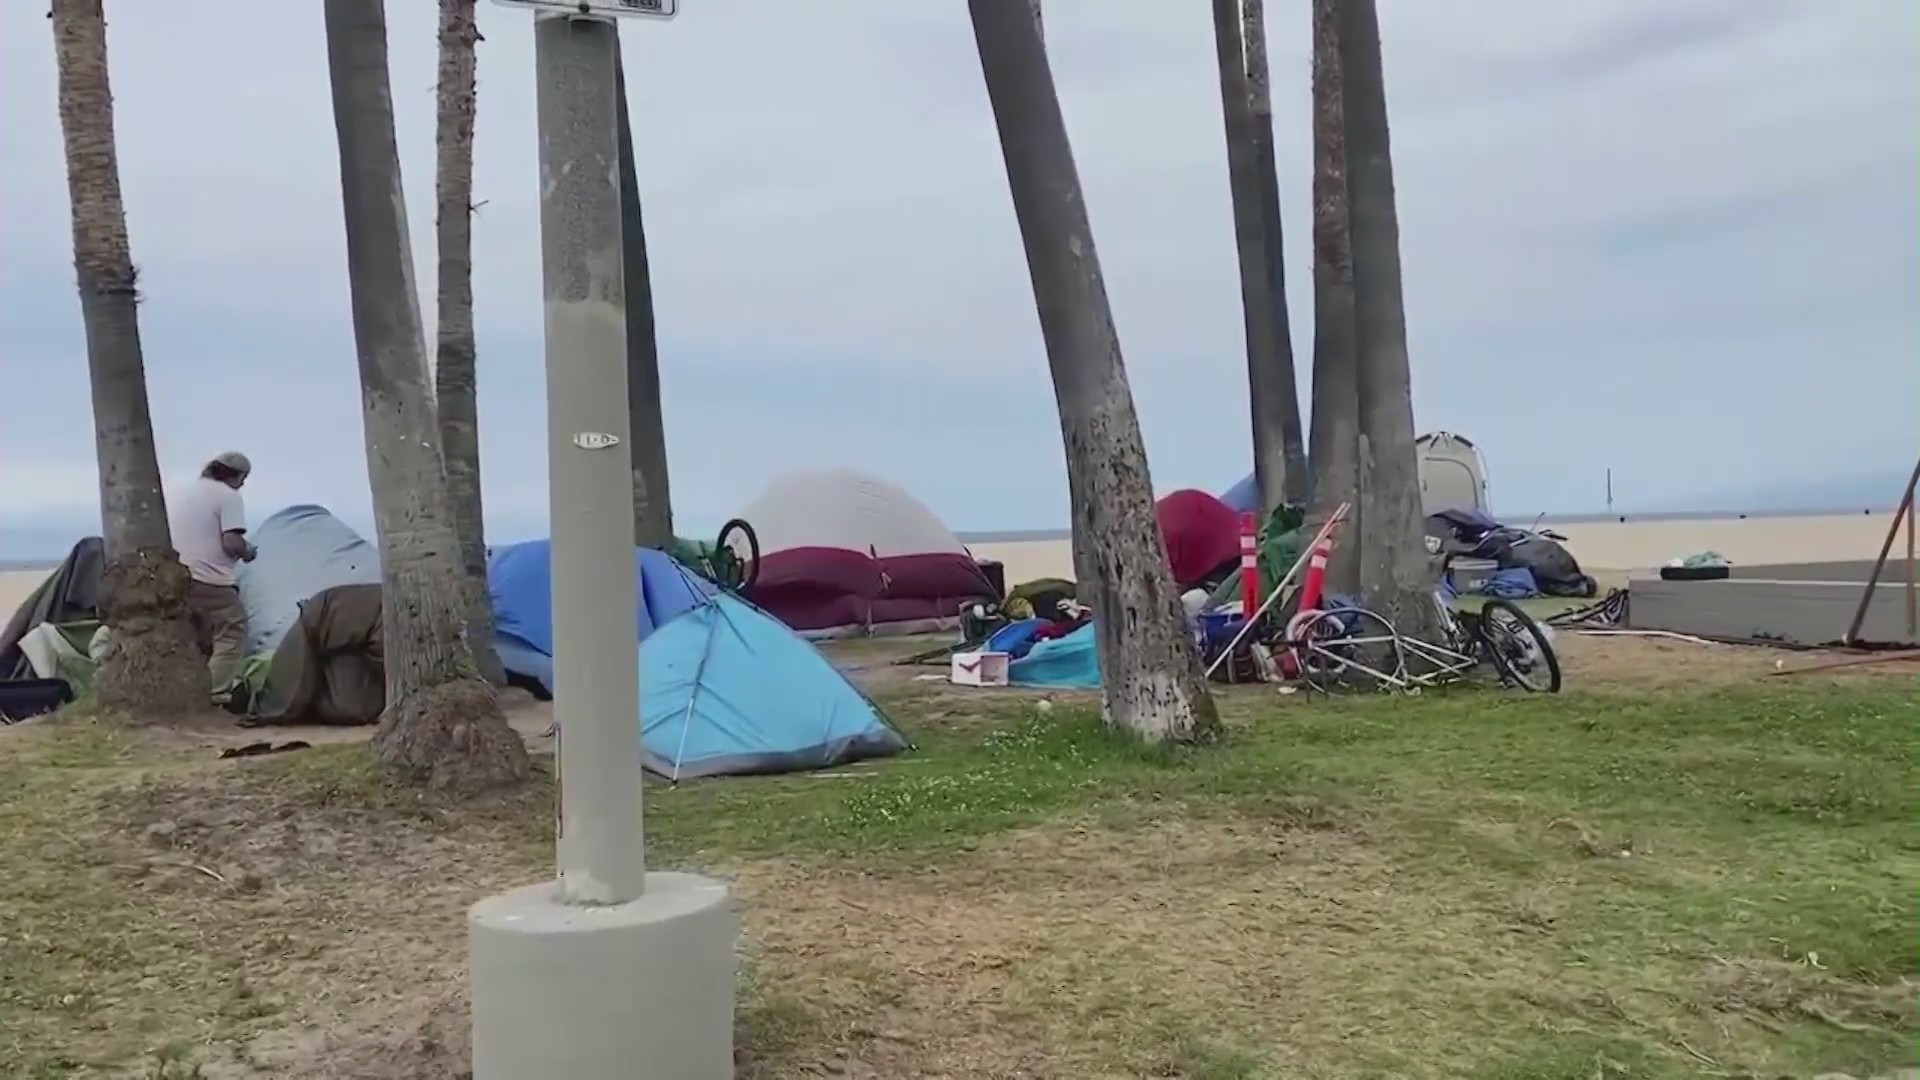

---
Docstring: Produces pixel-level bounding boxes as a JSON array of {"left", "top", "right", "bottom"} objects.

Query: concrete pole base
[{"left": 470, "top": 872, "right": 737, "bottom": 1079}]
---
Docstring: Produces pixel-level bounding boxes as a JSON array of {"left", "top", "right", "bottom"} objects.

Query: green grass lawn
[{"left": 1, "top": 670, "right": 1915, "bottom": 1078}]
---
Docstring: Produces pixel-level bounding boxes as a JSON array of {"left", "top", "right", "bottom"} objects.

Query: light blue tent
[
  {"left": 237, "top": 504, "right": 382, "bottom": 656},
  {"left": 488, "top": 540, "right": 907, "bottom": 780}
]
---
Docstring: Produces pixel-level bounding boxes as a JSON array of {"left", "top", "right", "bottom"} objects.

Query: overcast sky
[{"left": 2, "top": 0, "right": 1915, "bottom": 556}]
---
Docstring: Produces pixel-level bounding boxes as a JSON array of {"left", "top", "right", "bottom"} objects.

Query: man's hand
[{"left": 242, "top": 542, "right": 259, "bottom": 563}]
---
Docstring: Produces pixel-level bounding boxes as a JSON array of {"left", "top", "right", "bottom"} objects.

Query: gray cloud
[{"left": 2, "top": 0, "right": 1915, "bottom": 557}]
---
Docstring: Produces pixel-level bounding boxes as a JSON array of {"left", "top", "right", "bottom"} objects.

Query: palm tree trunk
[
  {"left": 1240, "top": 0, "right": 1308, "bottom": 508},
  {"left": 431, "top": 0, "right": 504, "bottom": 686},
  {"left": 1211, "top": 0, "right": 1291, "bottom": 516},
  {"left": 51, "top": 0, "right": 205, "bottom": 717},
  {"left": 1028, "top": 0, "right": 1099, "bottom": 603},
  {"left": 1306, "top": 0, "right": 1361, "bottom": 597},
  {"left": 1337, "top": 0, "right": 1439, "bottom": 639},
  {"left": 614, "top": 55, "right": 675, "bottom": 549},
  {"left": 970, "top": 0, "right": 1218, "bottom": 743},
  {"left": 323, "top": 0, "right": 529, "bottom": 792}
]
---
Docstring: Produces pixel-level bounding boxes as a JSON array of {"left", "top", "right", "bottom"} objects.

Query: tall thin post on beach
[
  {"left": 1841, "top": 455, "right": 1920, "bottom": 646},
  {"left": 468, "top": 5, "right": 735, "bottom": 1077},
  {"left": 1905, "top": 486, "right": 1916, "bottom": 638}
]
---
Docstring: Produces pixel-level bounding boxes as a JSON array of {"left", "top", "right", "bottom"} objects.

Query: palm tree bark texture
[
  {"left": 1336, "top": 0, "right": 1442, "bottom": 643},
  {"left": 323, "top": 0, "right": 530, "bottom": 792},
  {"left": 969, "top": 0, "right": 1219, "bottom": 743},
  {"left": 1211, "top": 0, "right": 1294, "bottom": 518},
  {"left": 1238, "top": 0, "right": 1309, "bottom": 508},
  {"left": 614, "top": 53, "right": 676, "bottom": 549},
  {"left": 1305, "top": 0, "right": 1362, "bottom": 597},
  {"left": 431, "top": 0, "right": 506, "bottom": 686},
  {"left": 50, "top": 0, "right": 207, "bottom": 717}
]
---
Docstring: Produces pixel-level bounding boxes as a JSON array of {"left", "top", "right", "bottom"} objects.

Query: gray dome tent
[{"left": 1416, "top": 431, "right": 1491, "bottom": 517}]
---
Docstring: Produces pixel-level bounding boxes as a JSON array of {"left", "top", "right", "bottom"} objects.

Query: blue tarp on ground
[
  {"left": 237, "top": 504, "right": 382, "bottom": 657},
  {"left": 990, "top": 618, "right": 1098, "bottom": 684},
  {"left": 1440, "top": 565, "right": 1539, "bottom": 601},
  {"left": 488, "top": 539, "right": 907, "bottom": 779}
]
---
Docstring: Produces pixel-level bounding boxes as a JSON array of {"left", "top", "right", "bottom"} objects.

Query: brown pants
[{"left": 187, "top": 581, "right": 248, "bottom": 693}]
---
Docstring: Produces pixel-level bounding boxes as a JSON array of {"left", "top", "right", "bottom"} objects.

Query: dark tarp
[
  {"left": 1500, "top": 537, "right": 1597, "bottom": 598},
  {"left": 251, "top": 583, "right": 385, "bottom": 726},
  {"left": 0, "top": 537, "right": 104, "bottom": 680}
]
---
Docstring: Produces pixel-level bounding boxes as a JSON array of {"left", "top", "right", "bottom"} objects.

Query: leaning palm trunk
[
  {"left": 1027, "top": 0, "right": 1100, "bottom": 601},
  {"left": 1305, "top": 0, "right": 1361, "bottom": 597},
  {"left": 969, "top": 0, "right": 1218, "bottom": 743},
  {"left": 431, "top": 0, "right": 504, "bottom": 686},
  {"left": 1337, "top": 0, "right": 1440, "bottom": 641},
  {"left": 1239, "top": 0, "right": 1308, "bottom": 508},
  {"left": 51, "top": 0, "right": 205, "bottom": 717},
  {"left": 614, "top": 55, "right": 675, "bottom": 549},
  {"left": 323, "top": 0, "right": 529, "bottom": 792},
  {"left": 1211, "top": 0, "right": 1292, "bottom": 516}
]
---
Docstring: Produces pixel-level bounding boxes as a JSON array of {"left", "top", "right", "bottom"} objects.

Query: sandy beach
[
  {"left": 1, "top": 512, "right": 1906, "bottom": 622},
  {"left": 971, "top": 511, "right": 1909, "bottom": 588}
]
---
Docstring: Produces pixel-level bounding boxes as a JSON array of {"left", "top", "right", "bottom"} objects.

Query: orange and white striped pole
[
  {"left": 1298, "top": 533, "right": 1332, "bottom": 615},
  {"left": 1239, "top": 513, "right": 1260, "bottom": 616}
]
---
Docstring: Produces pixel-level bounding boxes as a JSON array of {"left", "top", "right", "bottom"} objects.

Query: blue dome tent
[
  {"left": 1219, "top": 472, "right": 1261, "bottom": 515},
  {"left": 488, "top": 540, "right": 906, "bottom": 780}
]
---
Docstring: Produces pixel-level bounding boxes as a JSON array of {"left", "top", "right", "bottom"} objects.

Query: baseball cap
[{"left": 210, "top": 451, "right": 253, "bottom": 477}]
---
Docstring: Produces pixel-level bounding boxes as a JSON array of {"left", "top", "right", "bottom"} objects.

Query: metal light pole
[
  {"left": 533, "top": 9, "right": 646, "bottom": 906},
  {"left": 469, "top": 4, "right": 736, "bottom": 1076}
]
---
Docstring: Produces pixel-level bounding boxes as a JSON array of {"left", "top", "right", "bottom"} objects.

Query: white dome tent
[{"left": 736, "top": 468, "right": 997, "bottom": 638}]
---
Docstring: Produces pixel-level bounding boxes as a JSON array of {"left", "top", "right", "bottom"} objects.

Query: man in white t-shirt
[{"left": 168, "top": 451, "right": 258, "bottom": 700}]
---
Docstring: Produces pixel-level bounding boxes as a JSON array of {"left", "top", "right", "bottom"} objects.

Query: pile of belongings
[
  {"left": 978, "top": 578, "right": 1098, "bottom": 690},
  {"left": 1427, "top": 509, "right": 1597, "bottom": 599}
]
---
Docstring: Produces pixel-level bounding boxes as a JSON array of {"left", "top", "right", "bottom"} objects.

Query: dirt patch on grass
[
  {"left": 1555, "top": 633, "right": 1920, "bottom": 691},
  {"left": 721, "top": 802, "right": 1633, "bottom": 1079},
  {"left": 1555, "top": 633, "right": 1783, "bottom": 689},
  {"left": 2, "top": 751, "right": 551, "bottom": 1075},
  {"left": 206, "top": 990, "right": 471, "bottom": 1080},
  {"left": 1701, "top": 956, "right": 1917, "bottom": 1036}
]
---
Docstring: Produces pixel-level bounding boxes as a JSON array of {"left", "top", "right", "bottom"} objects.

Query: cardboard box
[{"left": 950, "top": 651, "right": 1010, "bottom": 687}]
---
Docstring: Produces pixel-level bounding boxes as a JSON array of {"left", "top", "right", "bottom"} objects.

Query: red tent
[{"left": 1156, "top": 488, "right": 1242, "bottom": 591}]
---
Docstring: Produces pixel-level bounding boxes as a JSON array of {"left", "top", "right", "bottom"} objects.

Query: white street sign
[{"left": 490, "top": 0, "right": 677, "bottom": 19}]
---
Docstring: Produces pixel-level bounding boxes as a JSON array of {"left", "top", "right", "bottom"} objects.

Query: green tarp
[{"left": 1205, "top": 504, "right": 1308, "bottom": 610}]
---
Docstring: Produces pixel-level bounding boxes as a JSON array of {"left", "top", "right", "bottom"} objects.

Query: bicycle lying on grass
[
  {"left": 1287, "top": 591, "right": 1562, "bottom": 694},
  {"left": 1213, "top": 505, "right": 1563, "bottom": 695}
]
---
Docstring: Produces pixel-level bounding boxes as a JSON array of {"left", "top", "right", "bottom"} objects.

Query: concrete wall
[
  {"left": 1727, "top": 559, "right": 1890, "bottom": 582},
  {"left": 1629, "top": 566, "right": 1918, "bottom": 647}
]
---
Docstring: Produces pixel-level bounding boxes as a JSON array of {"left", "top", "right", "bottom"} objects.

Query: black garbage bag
[{"left": 1500, "top": 537, "right": 1596, "bottom": 597}]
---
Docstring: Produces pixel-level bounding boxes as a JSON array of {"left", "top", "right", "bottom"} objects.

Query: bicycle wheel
[
  {"left": 1293, "top": 607, "right": 1408, "bottom": 693},
  {"left": 1478, "top": 599, "right": 1562, "bottom": 693},
  {"left": 715, "top": 518, "right": 761, "bottom": 592}
]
